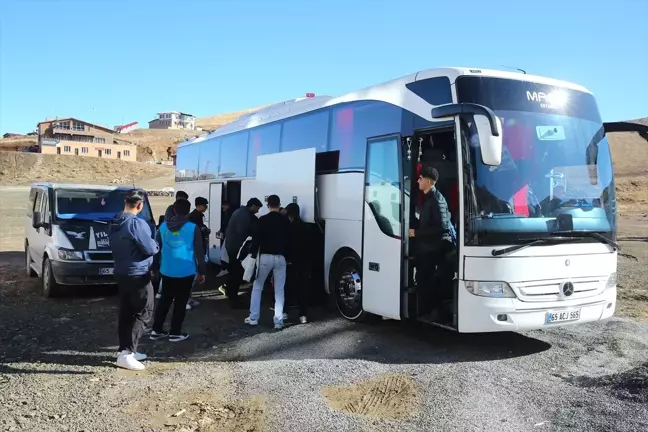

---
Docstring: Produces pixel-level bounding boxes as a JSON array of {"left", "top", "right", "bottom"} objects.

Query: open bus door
[
  {"left": 241, "top": 147, "right": 317, "bottom": 222},
  {"left": 361, "top": 135, "right": 403, "bottom": 320},
  {"left": 207, "top": 182, "right": 223, "bottom": 264}
]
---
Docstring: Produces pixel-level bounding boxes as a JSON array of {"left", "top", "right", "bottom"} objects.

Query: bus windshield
[
  {"left": 54, "top": 188, "right": 154, "bottom": 223},
  {"left": 456, "top": 76, "right": 615, "bottom": 245}
]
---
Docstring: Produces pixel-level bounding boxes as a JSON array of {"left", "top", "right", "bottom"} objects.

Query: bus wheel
[{"left": 331, "top": 254, "right": 368, "bottom": 321}]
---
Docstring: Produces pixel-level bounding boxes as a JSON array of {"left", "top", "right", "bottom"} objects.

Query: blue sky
[{"left": 1, "top": 0, "right": 646, "bottom": 133}]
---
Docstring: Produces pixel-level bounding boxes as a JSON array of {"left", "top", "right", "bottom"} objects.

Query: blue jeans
[{"left": 249, "top": 254, "right": 287, "bottom": 325}]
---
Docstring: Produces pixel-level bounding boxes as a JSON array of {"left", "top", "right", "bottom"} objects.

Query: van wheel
[
  {"left": 42, "top": 258, "right": 60, "bottom": 298},
  {"left": 330, "top": 254, "right": 372, "bottom": 321},
  {"left": 25, "top": 244, "right": 37, "bottom": 278}
]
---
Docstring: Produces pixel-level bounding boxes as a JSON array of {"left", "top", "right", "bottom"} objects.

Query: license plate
[
  {"left": 99, "top": 268, "right": 114, "bottom": 275},
  {"left": 546, "top": 308, "right": 581, "bottom": 324}
]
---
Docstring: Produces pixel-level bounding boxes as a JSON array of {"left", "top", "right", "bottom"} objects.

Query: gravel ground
[
  {"left": 0, "top": 257, "right": 647, "bottom": 432},
  {"left": 1, "top": 186, "right": 647, "bottom": 432}
]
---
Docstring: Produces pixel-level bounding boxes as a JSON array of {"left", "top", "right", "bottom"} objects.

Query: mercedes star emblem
[
  {"left": 562, "top": 281, "right": 575, "bottom": 297},
  {"left": 565, "top": 259, "right": 571, "bottom": 266}
]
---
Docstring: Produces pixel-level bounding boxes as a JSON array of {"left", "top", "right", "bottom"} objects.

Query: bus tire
[{"left": 329, "top": 250, "right": 372, "bottom": 322}]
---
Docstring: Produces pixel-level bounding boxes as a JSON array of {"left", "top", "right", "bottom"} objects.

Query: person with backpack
[{"left": 150, "top": 198, "right": 206, "bottom": 343}]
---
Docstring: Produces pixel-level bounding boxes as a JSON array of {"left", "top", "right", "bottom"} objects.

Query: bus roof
[{"left": 180, "top": 67, "right": 593, "bottom": 148}]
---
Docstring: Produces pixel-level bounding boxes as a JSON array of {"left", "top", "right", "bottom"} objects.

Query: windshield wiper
[
  {"left": 551, "top": 230, "right": 619, "bottom": 251},
  {"left": 491, "top": 237, "right": 580, "bottom": 257}
]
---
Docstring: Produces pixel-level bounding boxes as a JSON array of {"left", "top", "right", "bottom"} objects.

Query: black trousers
[
  {"left": 225, "top": 259, "right": 244, "bottom": 302},
  {"left": 286, "top": 264, "right": 310, "bottom": 317},
  {"left": 416, "top": 242, "right": 454, "bottom": 310},
  {"left": 116, "top": 274, "right": 154, "bottom": 353},
  {"left": 153, "top": 275, "right": 194, "bottom": 335}
]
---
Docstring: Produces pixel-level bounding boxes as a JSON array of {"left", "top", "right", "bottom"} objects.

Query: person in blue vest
[{"left": 150, "top": 198, "right": 206, "bottom": 342}]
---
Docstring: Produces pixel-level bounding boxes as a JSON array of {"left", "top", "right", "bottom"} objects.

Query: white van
[{"left": 25, "top": 183, "right": 156, "bottom": 297}]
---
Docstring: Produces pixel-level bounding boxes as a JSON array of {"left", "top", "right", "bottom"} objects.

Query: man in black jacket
[
  {"left": 285, "top": 203, "right": 311, "bottom": 324},
  {"left": 408, "top": 166, "right": 454, "bottom": 319},
  {"left": 245, "top": 195, "right": 289, "bottom": 329},
  {"left": 186, "top": 196, "right": 211, "bottom": 310}
]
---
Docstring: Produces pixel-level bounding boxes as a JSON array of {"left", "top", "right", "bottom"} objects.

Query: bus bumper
[{"left": 457, "top": 286, "right": 617, "bottom": 333}]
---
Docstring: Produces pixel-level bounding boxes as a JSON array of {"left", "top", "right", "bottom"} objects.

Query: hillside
[
  {"left": 195, "top": 106, "right": 267, "bottom": 130},
  {"left": 0, "top": 114, "right": 645, "bottom": 213},
  {"left": 609, "top": 117, "right": 648, "bottom": 215},
  {"left": 0, "top": 107, "right": 265, "bottom": 164},
  {"left": 0, "top": 152, "right": 173, "bottom": 186}
]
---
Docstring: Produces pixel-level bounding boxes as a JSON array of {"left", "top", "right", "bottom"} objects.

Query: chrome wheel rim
[{"left": 337, "top": 268, "right": 362, "bottom": 310}]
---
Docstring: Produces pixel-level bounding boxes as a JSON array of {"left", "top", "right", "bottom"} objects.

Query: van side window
[
  {"left": 27, "top": 189, "right": 37, "bottom": 216},
  {"left": 41, "top": 194, "right": 51, "bottom": 224},
  {"left": 33, "top": 191, "right": 43, "bottom": 215}
]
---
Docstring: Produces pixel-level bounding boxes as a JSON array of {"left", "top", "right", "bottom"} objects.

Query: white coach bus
[{"left": 175, "top": 67, "right": 647, "bottom": 333}]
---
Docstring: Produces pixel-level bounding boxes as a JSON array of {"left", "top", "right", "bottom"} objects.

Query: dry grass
[
  {"left": 195, "top": 105, "right": 267, "bottom": 130},
  {"left": 0, "top": 151, "right": 173, "bottom": 186}
]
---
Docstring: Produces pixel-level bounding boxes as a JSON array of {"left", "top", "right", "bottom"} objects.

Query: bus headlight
[
  {"left": 57, "top": 249, "right": 84, "bottom": 261},
  {"left": 465, "top": 281, "right": 516, "bottom": 298},
  {"left": 605, "top": 272, "right": 617, "bottom": 290}
]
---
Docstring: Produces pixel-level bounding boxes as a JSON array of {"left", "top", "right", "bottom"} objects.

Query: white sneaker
[
  {"left": 134, "top": 352, "right": 147, "bottom": 361},
  {"left": 185, "top": 303, "right": 192, "bottom": 310},
  {"left": 116, "top": 350, "right": 145, "bottom": 371},
  {"left": 299, "top": 316, "right": 307, "bottom": 324},
  {"left": 244, "top": 317, "right": 258, "bottom": 326}
]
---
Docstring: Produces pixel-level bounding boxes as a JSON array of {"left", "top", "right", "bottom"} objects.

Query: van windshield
[{"left": 54, "top": 189, "right": 153, "bottom": 222}]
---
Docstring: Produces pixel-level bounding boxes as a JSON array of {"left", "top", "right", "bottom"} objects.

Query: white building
[{"left": 148, "top": 112, "right": 196, "bottom": 130}]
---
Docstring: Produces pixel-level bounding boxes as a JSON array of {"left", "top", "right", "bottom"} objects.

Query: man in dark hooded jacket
[
  {"left": 222, "top": 197, "right": 262, "bottom": 308},
  {"left": 163, "top": 190, "right": 189, "bottom": 222},
  {"left": 108, "top": 189, "right": 159, "bottom": 371},
  {"left": 150, "top": 198, "right": 206, "bottom": 342}
]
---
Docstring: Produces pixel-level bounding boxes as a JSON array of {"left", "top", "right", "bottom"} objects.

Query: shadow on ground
[{"left": 0, "top": 251, "right": 551, "bottom": 375}]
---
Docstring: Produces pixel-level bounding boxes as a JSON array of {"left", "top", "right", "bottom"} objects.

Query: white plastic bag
[{"left": 241, "top": 254, "right": 257, "bottom": 282}]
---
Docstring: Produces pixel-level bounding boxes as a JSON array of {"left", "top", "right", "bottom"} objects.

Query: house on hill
[
  {"left": 2, "top": 133, "right": 22, "bottom": 138},
  {"left": 114, "top": 121, "right": 139, "bottom": 134},
  {"left": 37, "top": 117, "right": 137, "bottom": 161},
  {"left": 148, "top": 111, "right": 196, "bottom": 130}
]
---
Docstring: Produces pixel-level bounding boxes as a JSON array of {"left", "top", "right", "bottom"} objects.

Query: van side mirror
[
  {"left": 32, "top": 211, "right": 43, "bottom": 229},
  {"left": 431, "top": 102, "right": 503, "bottom": 166}
]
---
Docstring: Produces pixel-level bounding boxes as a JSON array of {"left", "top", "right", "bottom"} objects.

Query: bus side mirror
[
  {"left": 431, "top": 103, "right": 502, "bottom": 166},
  {"left": 474, "top": 114, "right": 502, "bottom": 166}
]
